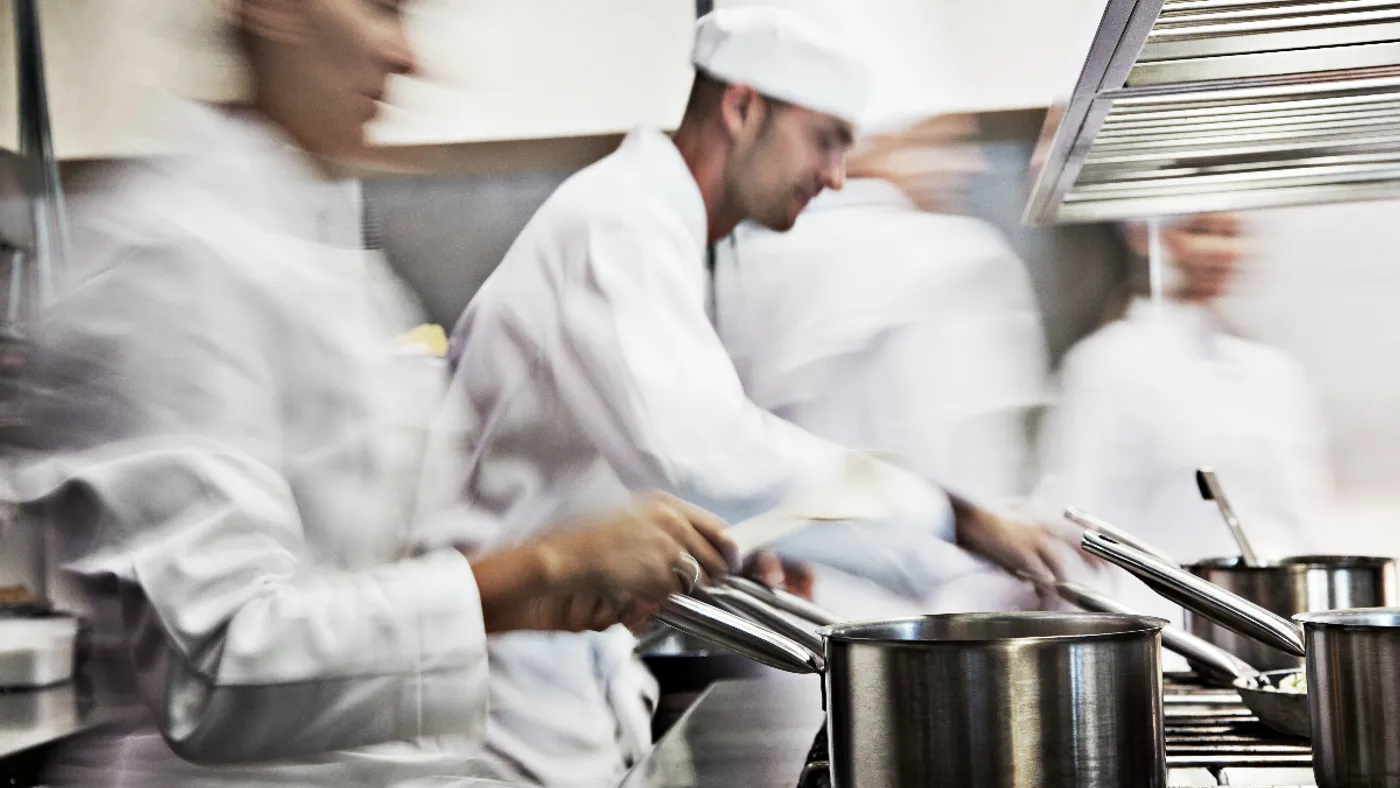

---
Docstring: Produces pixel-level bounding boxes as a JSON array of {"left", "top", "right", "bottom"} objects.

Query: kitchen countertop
[
  {"left": 619, "top": 674, "right": 824, "bottom": 788},
  {"left": 0, "top": 682, "right": 103, "bottom": 760}
]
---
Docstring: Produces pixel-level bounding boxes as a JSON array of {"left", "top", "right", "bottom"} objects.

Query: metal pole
[{"left": 15, "top": 0, "right": 69, "bottom": 310}]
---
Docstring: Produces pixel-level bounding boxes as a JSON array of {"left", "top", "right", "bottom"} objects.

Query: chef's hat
[{"left": 692, "top": 7, "right": 872, "bottom": 127}]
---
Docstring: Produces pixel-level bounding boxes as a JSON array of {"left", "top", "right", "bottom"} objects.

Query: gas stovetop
[{"left": 796, "top": 674, "right": 1316, "bottom": 788}]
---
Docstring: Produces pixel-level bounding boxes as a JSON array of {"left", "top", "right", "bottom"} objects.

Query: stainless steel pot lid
[
  {"left": 821, "top": 612, "right": 1168, "bottom": 645},
  {"left": 1295, "top": 607, "right": 1400, "bottom": 629},
  {"left": 1189, "top": 555, "right": 1397, "bottom": 571}
]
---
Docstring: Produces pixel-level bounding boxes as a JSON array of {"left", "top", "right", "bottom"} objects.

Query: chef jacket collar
[
  {"left": 621, "top": 127, "right": 709, "bottom": 251},
  {"left": 1128, "top": 297, "right": 1225, "bottom": 359},
  {"left": 168, "top": 98, "right": 362, "bottom": 248}
]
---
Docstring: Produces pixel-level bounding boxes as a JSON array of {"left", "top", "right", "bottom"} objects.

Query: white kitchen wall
[
  {"left": 1228, "top": 201, "right": 1400, "bottom": 558},
  {"left": 715, "top": 0, "right": 1109, "bottom": 118}
]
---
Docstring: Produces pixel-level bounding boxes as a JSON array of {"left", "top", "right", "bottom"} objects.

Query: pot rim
[
  {"left": 819, "top": 612, "right": 1169, "bottom": 646},
  {"left": 1188, "top": 555, "right": 1396, "bottom": 572},
  {"left": 1295, "top": 607, "right": 1400, "bottom": 629}
]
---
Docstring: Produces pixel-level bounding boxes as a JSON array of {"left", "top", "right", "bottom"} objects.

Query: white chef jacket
[
  {"left": 12, "top": 102, "right": 509, "bottom": 788},
  {"left": 434, "top": 128, "right": 957, "bottom": 787},
  {"left": 1036, "top": 298, "right": 1332, "bottom": 636},
  {"left": 714, "top": 179, "right": 1053, "bottom": 618}
]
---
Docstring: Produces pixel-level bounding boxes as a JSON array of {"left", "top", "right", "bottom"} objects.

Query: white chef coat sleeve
[
  {"left": 543, "top": 211, "right": 956, "bottom": 595},
  {"left": 23, "top": 242, "right": 488, "bottom": 765},
  {"left": 1276, "top": 358, "right": 1335, "bottom": 538}
]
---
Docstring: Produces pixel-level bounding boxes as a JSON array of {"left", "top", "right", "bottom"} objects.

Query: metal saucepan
[
  {"left": 1084, "top": 529, "right": 1400, "bottom": 788},
  {"left": 658, "top": 580, "right": 1169, "bottom": 788},
  {"left": 1031, "top": 573, "right": 1309, "bottom": 738},
  {"left": 1066, "top": 506, "right": 1399, "bottom": 672},
  {"left": 1184, "top": 555, "right": 1398, "bottom": 671}
]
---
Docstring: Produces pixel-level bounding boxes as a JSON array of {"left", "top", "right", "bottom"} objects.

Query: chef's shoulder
[
  {"left": 55, "top": 161, "right": 287, "bottom": 335},
  {"left": 1057, "top": 319, "right": 1153, "bottom": 389},
  {"left": 514, "top": 165, "right": 693, "bottom": 262}
]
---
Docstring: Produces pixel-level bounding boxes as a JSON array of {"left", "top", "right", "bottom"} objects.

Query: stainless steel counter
[
  {"left": 620, "top": 674, "right": 824, "bottom": 788},
  {"left": 0, "top": 682, "right": 100, "bottom": 760}
]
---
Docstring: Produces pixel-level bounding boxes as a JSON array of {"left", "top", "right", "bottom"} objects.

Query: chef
[
  {"left": 438, "top": 7, "right": 1074, "bottom": 786},
  {"left": 714, "top": 113, "right": 1061, "bottom": 619},
  {"left": 1036, "top": 212, "right": 1332, "bottom": 635},
  {"left": 10, "top": 2, "right": 735, "bottom": 787}
]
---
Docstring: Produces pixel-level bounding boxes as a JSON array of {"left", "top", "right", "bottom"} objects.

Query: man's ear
[
  {"left": 717, "top": 84, "right": 761, "bottom": 141},
  {"left": 233, "top": 0, "right": 306, "bottom": 44}
]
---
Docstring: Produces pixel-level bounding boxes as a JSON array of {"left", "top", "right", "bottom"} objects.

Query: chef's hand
[
  {"left": 743, "top": 551, "right": 816, "bottom": 600},
  {"left": 470, "top": 492, "right": 737, "bottom": 633},
  {"left": 950, "top": 495, "right": 1079, "bottom": 588}
]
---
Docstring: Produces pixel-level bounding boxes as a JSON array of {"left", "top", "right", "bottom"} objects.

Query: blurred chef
[
  {"left": 1036, "top": 213, "right": 1332, "bottom": 629},
  {"left": 437, "top": 8, "right": 1073, "bottom": 785},
  {"left": 10, "top": 2, "right": 736, "bottom": 787},
  {"left": 714, "top": 114, "right": 1059, "bottom": 618}
]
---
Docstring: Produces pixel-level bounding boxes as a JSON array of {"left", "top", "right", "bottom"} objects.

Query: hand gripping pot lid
[{"left": 692, "top": 7, "right": 873, "bottom": 127}]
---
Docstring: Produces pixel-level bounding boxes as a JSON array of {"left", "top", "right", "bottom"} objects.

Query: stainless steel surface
[
  {"left": 1296, "top": 608, "right": 1400, "bottom": 788},
  {"left": 1066, "top": 506, "right": 1182, "bottom": 567},
  {"left": 1234, "top": 669, "right": 1311, "bottom": 740},
  {"left": 823, "top": 613, "right": 1168, "bottom": 788},
  {"left": 1195, "top": 469, "right": 1261, "bottom": 568},
  {"left": 1083, "top": 530, "right": 1308, "bottom": 657},
  {"left": 0, "top": 682, "right": 109, "bottom": 760},
  {"left": 1186, "top": 556, "right": 1397, "bottom": 671},
  {"left": 720, "top": 577, "right": 843, "bottom": 627},
  {"left": 619, "top": 674, "right": 1315, "bottom": 788},
  {"left": 1025, "top": 0, "right": 1400, "bottom": 224},
  {"left": 1042, "top": 575, "right": 1255, "bottom": 685},
  {"left": 655, "top": 594, "right": 823, "bottom": 674}
]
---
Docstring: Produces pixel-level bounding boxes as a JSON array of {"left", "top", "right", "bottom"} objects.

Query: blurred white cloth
[
  {"left": 1035, "top": 298, "right": 1332, "bottom": 651},
  {"left": 13, "top": 102, "right": 503, "bottom": 788},
  {"left": 434, "top": 128, "right": 956, "bottom": 787},
  {"left": 714, "top": 178, "right": 1052, "bottom": 615}
]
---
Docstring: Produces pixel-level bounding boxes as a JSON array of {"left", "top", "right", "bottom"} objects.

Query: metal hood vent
[{"left": 1026, "top": 0, "right": 1400, "bottom": 225}]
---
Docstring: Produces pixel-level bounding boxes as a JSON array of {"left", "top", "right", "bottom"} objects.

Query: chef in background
[
  {"left": 11, "top": 2, "right": 736, "bottom": 787},
  {"left": 1036, "top": 212, "right": 1332, "bottom": 632},
  {"left": 714, "top": 113, "right": 1062, "bottom": 618},
  {"left": 435, "top": 8, "right": 1075, "bottom": 786}
]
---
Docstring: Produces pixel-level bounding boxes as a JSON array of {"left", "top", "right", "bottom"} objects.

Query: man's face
[
  {"left": 726, "top": 99, "right": 855, "bottom": 231},
  {"left": 245, "top": 0, "right": 417, "bottom": 159},
  {"left": 1166, "top": 213, "right": 1245, "bottom": 302}
]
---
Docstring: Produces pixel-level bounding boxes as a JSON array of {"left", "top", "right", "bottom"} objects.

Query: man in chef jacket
[
  {"left": 1036, "top": 213, "right": 1332, "bottom": 639},
  {"left": 437, "top": 8, "right": 1076, "bottom": 786},
  {"left": 713, "top": 113, "right": 1061, "bottom": 619}
]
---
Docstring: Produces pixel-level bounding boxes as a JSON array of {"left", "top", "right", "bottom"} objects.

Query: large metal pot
[
  {"left": 1185, "top": 556, "right": 1398, "bottom": 671},
  {"left": 658, "top": 587, "right": 1167, "bottom": 788},
  {"left": 1084, "top": 530, "right": 1400, "bottom": 788}
]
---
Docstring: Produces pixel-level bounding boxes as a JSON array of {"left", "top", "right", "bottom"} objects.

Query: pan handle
[
  {"left": 1082, "top": 531, "right": 1306, "bottom": 657},
  {"left": 655, "top": 593, "right": 824, "bottom": 675},
  {"left": 700, "top": 586, "right": 828, "bottom": 656},
  {"left": 1065, "top": 507, "right": 1181, "bottom": 568},
  {"left": 1039, "top": 576, "right": 1256, "bottom": 682},
  {"left": 720, "top": 576, "right": 844, "bottom": 627}
]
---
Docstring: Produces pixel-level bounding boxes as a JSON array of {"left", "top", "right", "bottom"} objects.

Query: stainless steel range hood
[{"left": 1025, "top": 0, "right": 1400, "bottom": 225}]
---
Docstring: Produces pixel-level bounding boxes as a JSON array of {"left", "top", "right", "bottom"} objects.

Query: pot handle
[
  {"left": 699, "top": 586, "right": 829, "bottom": 656},
  {"left": 655, "top": 593, "right": 825, "bottom": 675},
  {"left": 1082, "top": 530, "right": 1306, "bottom": 657},
  {"left": 1038, "top": 575, "right": 1256, "bottom": 682},
  {"left": 720, "top": 576, "right": 845, "bottom": 627},
  {"left": 1065, "top": 507, "right": 1181, "bottom": 568}
]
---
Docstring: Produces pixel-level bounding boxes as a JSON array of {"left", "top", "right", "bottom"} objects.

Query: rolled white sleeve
[{"left": 21, "top": 241, "right": 489, "bottom": 764}]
